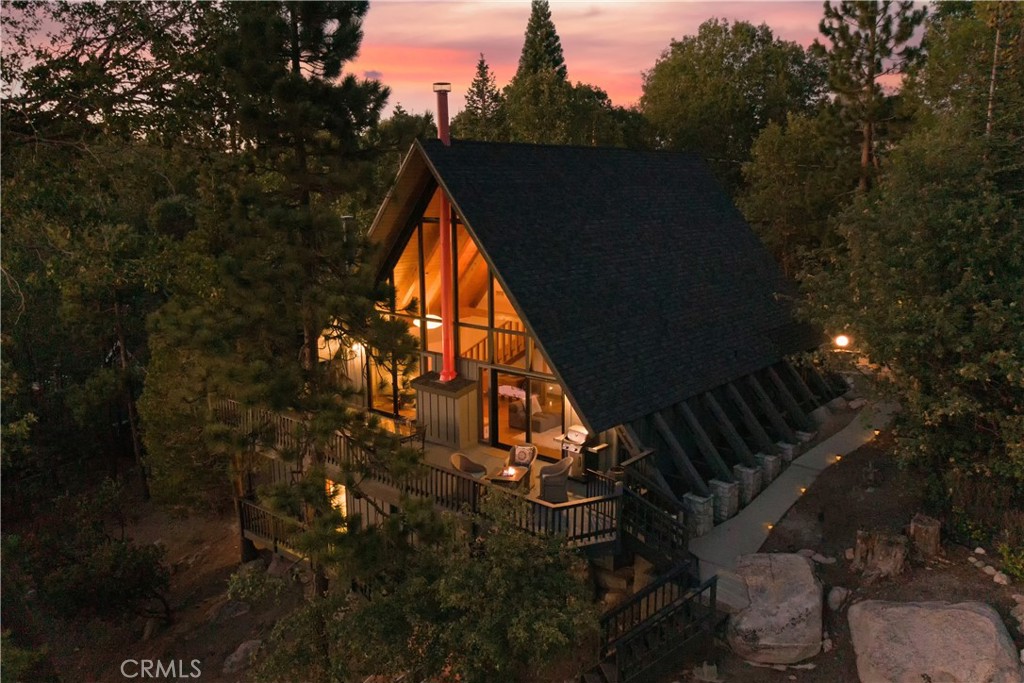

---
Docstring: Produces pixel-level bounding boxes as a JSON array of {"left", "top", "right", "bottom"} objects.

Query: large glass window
[
  {"left": 420, "top": 221, "right": 443, "bottom": 319},
  {"left": 455, "top": 224, "right": 489, "bottom": 326},
  {"left": 392, "top": 226, "right": 420, "bottom": 315}
]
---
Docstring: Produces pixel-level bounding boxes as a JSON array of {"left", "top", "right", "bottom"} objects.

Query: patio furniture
[
  {"left": 487, "top": 465, "right": 529, "bottom": 489},
  {"left": 450, "top": 452, "right": 487, "bottom": 479},
  {"left": 506, "top": 445, "right": 537, "bottom": 488},
  {"left": 538, "top": 457, "right": 572, "bottom": 503}
]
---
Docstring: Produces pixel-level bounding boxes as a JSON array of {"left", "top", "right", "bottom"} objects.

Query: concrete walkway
[{"left": 690, "top": 400, "right": 898, "bottom": 583}]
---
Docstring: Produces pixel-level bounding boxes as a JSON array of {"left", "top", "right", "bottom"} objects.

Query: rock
[
  {"left": 211, "top": 600, "right": 250, "bottom": 623},
  {"left": 797, "top": 548, "right": 816, "bottom": 558},
  {"left": 969, "top": 556, "right": 982, "bottom": 566},
  {"left": 1012, "top": 594, "right": 1024, "bottom": 605},
  {"left": 223, "top": 639, "right": 262, "bottom": 675},
  {"left": 822, "top": 637, "right": 833, "bottom": 653},
  {"left": 268, "top": 553, "right": 294, "bottom": 579},
  {"left": 1011, "top": 604, "right": 1024, "bottom": 623},
  {"left": 594, "top": 565, "right": 632, "bottom": 592},
  {"left": 844, "top": 548, "right": 854, "bottom": 561},
  {"left": 848, "top": 398, "right": 868, "bottom": 410},
  {"left": 849, "top": 600, "right": 1023, "bottom": 683},
  {"left": 600, "top": 590, "right": 628, "bottom": 610},
  {"left": 237, "top": 558, "right": 266, "bottom": 577},
  {"left": 811, "top": 553, "right": 836, "bottom": 565},
  {"left": 994, "top": 572, "right": 1011, "bottom": 586},
  {"left": 727, "top": 554, "right": 822, "bottom": 664},
  {"left": 828, "top": 586, "right": 851, "bottom": 612},
  {"left": 141, "top": 617, "right": 160, "bottom": 641},
  {"left": 975, "top": 547, "right": 987, "bottom": 555},
  {"left": 984, "top": 565, "right": 998, "bottom": 575}
]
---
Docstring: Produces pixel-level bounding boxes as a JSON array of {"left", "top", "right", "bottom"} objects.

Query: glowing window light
[{"left": 413, "top": 314, "right": 443, "bottom": 330}]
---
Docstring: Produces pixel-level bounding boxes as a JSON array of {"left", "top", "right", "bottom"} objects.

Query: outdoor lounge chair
[
  {"left": 450, "top": 452, "right": 487, "bottom": 479},
  {"left": 538, "top": 457, "right": 572, "bottom": 504}
]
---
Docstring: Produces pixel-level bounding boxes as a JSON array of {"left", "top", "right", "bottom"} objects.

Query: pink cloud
[{"left": 351, "top": 2, "right": 914, "bottom": 116}]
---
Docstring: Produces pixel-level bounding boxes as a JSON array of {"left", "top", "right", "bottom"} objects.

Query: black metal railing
[
  {"left": 598, "top": 561, "right": 717, "bottom": 683},
  {"left": 621, "top": 487, "right": 689, "bottom": 561},
  {"left": 216, "top": 398, "right": 621, "bottom": 547},
  {"left": 237, "top": 498, "right": 305, "bottom": 557}
]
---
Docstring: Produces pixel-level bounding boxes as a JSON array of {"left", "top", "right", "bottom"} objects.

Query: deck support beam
[
  {"left": 765, "top": 367, "right": 814, "bottom": 431},
  {"left": 674, "top": 402, "right": 734, "bottom": 482},
  {"left": 725, "top": 383, "right": 777, "bottom": 454},
  {"left": 782, "top": 360, "right": 818, "bottom": 408},
  {"left": 700, "top": 393, "right": 757, "bottom": 467},
  {"left": 746, "top": 375, "right": 798, "bottom": 443},
  {"left": 805, "top": 363, "right": 839, "bottom": 401},
  {"left": 651, "top": 412, "right": 712, "bottom": 497}
]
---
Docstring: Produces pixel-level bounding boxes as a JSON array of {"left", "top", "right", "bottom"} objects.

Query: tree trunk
[
  {"left": 986, "top": 17, "right": 1001, "bottom": 138},
  {"left": 852, "top": 530, "right": 907, "bottom": 583},
  {"left": 909, "top": 513, "right": 942, "bottom": 557},
  {"left": 114, "top": 302, "right": 150, "bottom": 500}
]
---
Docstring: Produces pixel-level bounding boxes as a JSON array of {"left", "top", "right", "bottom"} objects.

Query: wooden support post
[
  {"left": 619, "top": 425, "right": 680, "bottom": 506},
  {"left": 782, "top": 359, "right": 818, "bottom": 407},
  {"left": 650, "top": 412, "right": 712, "bottom": 497},
  {"left": 725, "top": 383, "right": 777, "bottom": 454},
  {"left": 702, "top": 393, "right": 757, "bottom": 467},
  {"left": 616, "top": 423, "right": 646, "bottom": 459},
  {"left": 746, "top": 375, "right": 798, "bottom": 443},
  {"left": 806, "top": 364, "right": 838, "bottom": 401},
  {"left": 765, "top": 367, "right": 814, "bottom": 431},
  {"left": 673, "top": 402, "right": 734, "bottom": 482}
]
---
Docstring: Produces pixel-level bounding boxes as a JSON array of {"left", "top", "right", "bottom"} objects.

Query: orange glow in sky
[{"left": 349, "top": 1, "right": 839, "bottom": 115}]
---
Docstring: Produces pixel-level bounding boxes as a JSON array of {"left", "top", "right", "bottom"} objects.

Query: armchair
[
  {"left": 450, "top": 452, "right": 487, "bottom": 479},
  {"left": 506, "top": 444, "right": 538, "bottom": 469},
  {"left": 538, "top": 457, "right": 572, "bottom": 504}
]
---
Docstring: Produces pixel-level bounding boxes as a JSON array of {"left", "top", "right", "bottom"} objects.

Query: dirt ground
[
  {"left": 34, "top": 507, "right": 304, "bottom": 683},
  {"left": 673, "top": 431, "right": 1024, "bottom": 683}
]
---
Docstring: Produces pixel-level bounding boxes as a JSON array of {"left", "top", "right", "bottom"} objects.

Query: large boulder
[
  {"left": 726, "top": 553, "right": 823, "bottom": 664},
  {"left": 849, "top": 600, "right": 1023, "bottom": 683}
]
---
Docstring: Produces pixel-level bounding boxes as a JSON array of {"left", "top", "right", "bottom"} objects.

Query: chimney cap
[{"left": 432, "top": 82, "right": 452, "bottom": 93}]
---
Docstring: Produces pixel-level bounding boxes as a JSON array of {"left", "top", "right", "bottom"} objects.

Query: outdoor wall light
[
  {"left": 766, "top": 523, "right": 774, "bottom": 531},
  {"left": 413, "top": 314, "right": 443, "bottom": 330},
  {"left": 834, "top": 454, "right": 843, "bottom": 462},
  {"left": 799, "top": 487, "right": 807, "bottom": 494},
  {"left": 834, "top": 334, "right": 851, "bottom": 348}
]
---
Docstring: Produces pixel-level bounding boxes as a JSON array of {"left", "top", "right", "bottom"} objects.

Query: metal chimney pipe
[
  {"left": 433, "top": 82, "right": 456, "bottom": 381},
  {"left": 433, "top": 82, "right": 451, "bottom": 146}
]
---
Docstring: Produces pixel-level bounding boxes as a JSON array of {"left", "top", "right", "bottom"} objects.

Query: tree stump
[
  {"left": 852, "top": 530, "right": 908, "bottom": 583},
  {"left": 909, "top": 513, "right": 942, "bottom": 557}
]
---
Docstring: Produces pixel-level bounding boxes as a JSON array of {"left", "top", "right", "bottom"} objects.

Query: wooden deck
[{"left": 215, "top": 398, "right": 622, "bottom": 550}]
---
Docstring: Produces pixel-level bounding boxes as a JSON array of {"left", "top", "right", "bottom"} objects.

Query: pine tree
[
  {"left": 515, "top": 1, "right": 567, "bottom": 80},
  {"left": 452, "top": 54, "right": 506, "bottom": 141},
  {"left": 816, "top": 1, "right": 926, "bottom": 192}
]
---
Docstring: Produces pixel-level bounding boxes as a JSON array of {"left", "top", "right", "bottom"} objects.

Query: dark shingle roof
[{"left": 411, "top": 139, "right": 818, "bottom": 433}]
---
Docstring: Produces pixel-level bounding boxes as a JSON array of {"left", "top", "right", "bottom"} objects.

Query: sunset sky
[{"left": 349, "top": 1, "right": 832, "bottom": 115}]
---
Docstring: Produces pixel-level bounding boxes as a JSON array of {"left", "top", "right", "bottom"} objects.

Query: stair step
[{"left": 599, "top": 660, "right": 620, "bottom": 683}]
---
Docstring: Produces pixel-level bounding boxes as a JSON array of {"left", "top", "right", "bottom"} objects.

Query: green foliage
[
  {"left": 515, "top": 0, "right": 567, "bottom": 81},
  {"left": 815, "top": 1, "right": 927, "bottom": 191},
  {"left": 0, "top": 630, "right": 53, "bottom": 683},
  {"left": 641, "top": 18, "right": 827, "bottom": 190},
  {"left": 802, "top": 118, "right": 1023, "bottom": 542},
  {"left": 452, "top": 54, "right": 507, "bottom": 141},
  {"left": 256, "top": 493, "right": 599, "bottom": 683},
  {"left": 740, "top": 108, "right": 860, "bottom": 275},
  {"left": 227, "top": 567, "right": 288, "bottom": 602},
  {"left": 7, "top": 480, "right": 171, "bottom": 621}
]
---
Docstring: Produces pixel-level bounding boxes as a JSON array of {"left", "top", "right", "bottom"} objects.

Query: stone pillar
[
  {"left": 810, "top": 405, "right": 832, "bottom": 427},
  {"left": 776, "top": 441, "right": 797, "bottom": 464},
  {"left": 682, "top": 492, "right": 714, "bottom": 538},
  {"left": 795, "top": 429, "right": 817, "bottom": 443},
  {"left": 733, "top": 465, "right": 763, "bottom": 506},
  {"left": 756, "top": 453, "right": 782, "bottom": 484},
  {"left": 710, "top": 479, "right": 739, "bottom": 522}
]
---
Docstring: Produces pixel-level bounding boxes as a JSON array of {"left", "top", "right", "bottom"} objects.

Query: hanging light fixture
[{"left": 413, "top": 314, "right": 443, "bottom": 330}]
